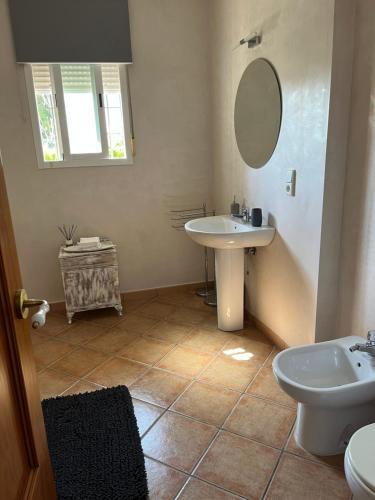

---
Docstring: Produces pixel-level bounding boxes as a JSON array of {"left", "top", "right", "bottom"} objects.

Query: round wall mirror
[{"left": 234, "top": 58, "right": 282, "bottom": 169}]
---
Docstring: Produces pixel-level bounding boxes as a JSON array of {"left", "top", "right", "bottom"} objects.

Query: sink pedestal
[
  {"left": 215, "top": 248, "right": 244, "bottom": 331},
  {"left": 185, "top": 215, "right": 275, "bottom": 332}
]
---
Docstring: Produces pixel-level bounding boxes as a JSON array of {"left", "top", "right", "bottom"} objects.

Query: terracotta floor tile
[
  {"left": 155, "top": 292, "right": 188, "bottom": 307},
  {"left": 119, "top": 337, "right": 174, "bottom": 365},
  {"left": 145, "top": 457, "right": 188, "bottom": 500},
  {"left": 195, "top": 430, "right": 280, "bottom": 498},
  {"left": 200, "top": 314, "right": 220, "bottom": 331},
  {"left": 265, "top": 453, "right": 351, "bottom": 499},
  {"left": 40, "top": 313, "right": 71, "bottom": 336},
  {"left": 171, "top": 381, "right": 240, "bottom": 426},
  {"left": 247, "top": 366, "right": 296, "bottom": 407},
  {"left": 223, "top": 394, "right": 295, "bottom": 449},
  {"left": 129, "top": 368, "right": 190, "bottom": 407},
  {"left": 85, "top": 357, "right": 148, "bottom": 387},
  {"left": 124, "top": 289, "right": 159, "bottom": 301},
  {"left": 138, "top": 301, "right": 177, "bottom": 320},
  {"left": 187, "top": 295, "right": 219, "bottom": 313},
  {"left": 30, "top": 331, "right": 50, "bottom": 346},
  {"left": 49, "top": 347, "right": 108, "bottom": 377},
  {"left": 85, "top": 327, "right": 139, "bottom": 354},
  {"left": 222, "top": 336, "right": 273, "bottom": 364},
  {"left": 265, "top": 347, "right": 281, "bottom": 367},
  {"left": 146, "top": 321, "right": 192, "bottom": 343},
  {"left": 178, "top": 478, "right": 242, "bottom": 499},
  {"left": 74, "top": 308, "right": 122, "bottom": 327},
  {"left": 123, "top": 297, "right": 151, "bottom": 313},
  {"left": 198, "top": 354, "right": 260, "bottom": 391},
  {"left": 156, "top": 346, "right": 213, "bottom": 378},
  {"left": 242, "top": 326, "right": 273, "bottom": 345},
  {"left": 33, "top": 339, "right": 76, "bottom": 369},
  {"left": 132, "top": 398, "right": 164, "bottom": 436},
  {"left": 168, "top": 306, "right": 210, "bottom": 326},
  {"left": 142, "top": 411, "right": 216, "bottom": 473},
  {"left": 38, "top": 369, "right": 78, "bottom": 399},
  {"left": 62, "top": 380, "right": 104, "bottom": 396},
  {"left": 160, "top": 291, "right": 216, "bottom": 312},
  {"left": 57, "top": 322, "right": 107, "bottom": 345},
  {"left": 116, "top": 313, "right": 160, "bottom": 334},
  {"left": 181, "top": 327, "right": 233, "bottom": 354},
  {"left": 286, "top": 431, "right": 344, "bottom": 469}
]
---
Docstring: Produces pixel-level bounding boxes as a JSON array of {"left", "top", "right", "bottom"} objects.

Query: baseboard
[
  {"left": 247, "top": 310, "right": 288, "bottom": 350},
  {"left": 50, "top": 281, "right": 214, "bottom": 314},
  {"left": 121, "top": 281, "right": 214, "bottom": 300}
]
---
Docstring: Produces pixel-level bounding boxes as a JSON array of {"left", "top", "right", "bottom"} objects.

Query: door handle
[{"left": 15, "top": 289, "right": 50, "bottom": 329}]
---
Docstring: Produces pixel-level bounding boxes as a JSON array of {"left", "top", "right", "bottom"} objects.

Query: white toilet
[
  {"left": 344, "top": 423, "right": 375, "bottom": 499},
  {"left": 272, "top": 336, "right": 375, "bottom": 456}
]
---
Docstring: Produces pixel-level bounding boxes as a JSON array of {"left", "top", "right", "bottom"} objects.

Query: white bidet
[{"left": 273, "top": 336, "right": 375, "bottom": 456}]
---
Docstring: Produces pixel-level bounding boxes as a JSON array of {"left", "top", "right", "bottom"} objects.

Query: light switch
[{"left": 286, "top": 169, "right": 296, "bottom": 196}]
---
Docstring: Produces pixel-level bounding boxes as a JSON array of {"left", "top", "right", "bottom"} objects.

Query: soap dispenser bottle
[{"left": 230, "top": 196, "right": 240, "bottom": 215}]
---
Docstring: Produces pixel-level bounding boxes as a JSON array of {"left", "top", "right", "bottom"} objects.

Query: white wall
[
  {"left": 1, "top": 0, "right": 368, "bottom": 347},
  {"left": 209, "top": 0, "right": 353, "bottom": 346},
  {"left": 337, "top": 0, "right": 375, "bottom": 339},
  {"left": 0, "top": 0, "right": 212, "bottom": 302}
]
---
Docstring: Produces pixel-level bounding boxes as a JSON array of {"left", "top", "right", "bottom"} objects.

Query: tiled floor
[{"left": 32, "top": 287, "right": 351, "bottom": 499}]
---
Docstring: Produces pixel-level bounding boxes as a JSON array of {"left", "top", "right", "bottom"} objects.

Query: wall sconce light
[{"left": 240, "top": 32, "right": 262, "bottom": 48}]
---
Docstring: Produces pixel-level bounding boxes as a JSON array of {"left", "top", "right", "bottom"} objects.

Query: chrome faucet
[
  {"left": 242, "top": 208, "right": 251, "bottom": 222},
  {"left": 349, "top": 331, "right": 375, "bottom": 357}
]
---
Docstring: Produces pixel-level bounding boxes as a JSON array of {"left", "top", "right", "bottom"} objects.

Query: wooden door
[{"left": 0, "top": 161, "right": 56, "bottom": 499}]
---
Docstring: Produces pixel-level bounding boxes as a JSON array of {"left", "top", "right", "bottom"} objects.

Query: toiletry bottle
[
  {"left": 230, "top": 196, "right": 240, "bottom": 215},
  {"left": 251, "top": 208, "right": 262, "bottom": 227}
]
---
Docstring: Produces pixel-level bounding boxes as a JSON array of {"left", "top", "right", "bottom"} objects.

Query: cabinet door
[
  {"left": 63, "top": 266, "right": 120, "bottom": 310},
  {"left": 94, "top": 266, "right": 120, "bottom": 306}
]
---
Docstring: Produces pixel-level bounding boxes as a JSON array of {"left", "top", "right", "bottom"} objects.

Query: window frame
[{"left": 25, "top": 63, "right": 134, "bottom": 169}]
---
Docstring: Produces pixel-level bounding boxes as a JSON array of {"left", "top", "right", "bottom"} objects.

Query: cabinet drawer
[
  {"left": 62, "top": 266, "right": 120, "bottom": 311},
  {"left": 59, "top": 250, "right": 117, "bottom": 271}
]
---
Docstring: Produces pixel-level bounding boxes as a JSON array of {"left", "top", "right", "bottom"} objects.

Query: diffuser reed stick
[{"left": 58, "top": 224, "right": 77, "bottom": 246}]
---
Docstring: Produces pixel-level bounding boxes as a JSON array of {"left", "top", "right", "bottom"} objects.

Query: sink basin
[
  {"left": 185, "top": 215, "right": 275, "bottom": 331},
  {"left": 185, "top": 215, "right": 275, "bottom": 249}
]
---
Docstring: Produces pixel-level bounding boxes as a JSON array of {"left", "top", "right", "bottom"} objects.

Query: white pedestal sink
[{"left": 185, "top": 215, "right": 275, "bottom": 331}]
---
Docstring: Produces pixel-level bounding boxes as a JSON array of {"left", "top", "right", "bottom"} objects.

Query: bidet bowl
[
  {"left": 273, "top": 336, "right": 375, "bottom": 408},
  {"left": 273, "top": 336, "right": 375, "bottom": 455}
]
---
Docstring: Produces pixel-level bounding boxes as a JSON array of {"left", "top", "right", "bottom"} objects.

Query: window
[{"left": 26, "top": 64, "right": 133, "bottom": 168}]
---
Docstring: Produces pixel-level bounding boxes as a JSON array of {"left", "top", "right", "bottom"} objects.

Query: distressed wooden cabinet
[{"left": 59, "top": 244, "right": 122, "bottom": 323}]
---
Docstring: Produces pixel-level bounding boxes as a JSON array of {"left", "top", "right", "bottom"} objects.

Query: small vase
[{"left": 65, "top": 239, "right": 74, "bottom": 247}]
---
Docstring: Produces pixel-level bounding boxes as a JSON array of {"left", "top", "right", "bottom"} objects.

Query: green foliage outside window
[{"left": 36, "top": 94, "right": 59, "bottom": 161}]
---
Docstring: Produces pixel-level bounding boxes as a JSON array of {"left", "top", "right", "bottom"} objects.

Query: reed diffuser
[{"left": 58, "top": 224, "right": 77, "bottom": 247}]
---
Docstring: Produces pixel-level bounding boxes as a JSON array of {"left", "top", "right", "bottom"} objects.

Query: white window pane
[
  {"left": 61, "top": 65, "right": 102, "bottom": 154},
  {"left": 31, "top": 64, "right": 62, "bottom": 162},
  {"left": 101, "top": 65, "right": 126, "bottom": 159}
]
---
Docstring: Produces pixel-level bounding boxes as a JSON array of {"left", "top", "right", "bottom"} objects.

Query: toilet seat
[{"left": 345, "top": 423, "right": 375, "bottom": 498}]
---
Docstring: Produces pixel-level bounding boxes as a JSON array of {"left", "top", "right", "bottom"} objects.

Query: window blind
[
  {"left": 8, "top": 0, "right": 132, "bottom": 64},
  {"left": 102, "top": 65, "right": 121, "bottom": 92},
  {"left": 61, "top": 65, "right": 94, "bottom": 93},
  {"left": 31, "top": 65, "right": 54, "bottom": 93}
]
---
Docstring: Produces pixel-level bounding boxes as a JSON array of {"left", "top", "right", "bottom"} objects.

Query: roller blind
[{"left": 8, "top": 0, "right": 132, "bottom": 63}]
